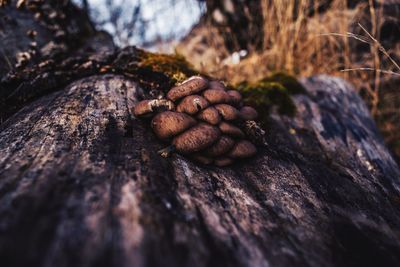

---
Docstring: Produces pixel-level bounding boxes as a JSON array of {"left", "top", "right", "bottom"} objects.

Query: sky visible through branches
[{"left": 75, "top": 0, "right": 205, "bottom": 50}]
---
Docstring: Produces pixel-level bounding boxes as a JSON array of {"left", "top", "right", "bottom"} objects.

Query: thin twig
[
  {"left": 341, "top": 68, "right": 400, "bottom": 76},
  {"left": 318, "top": 33, "right": 371, "bottom": 45},
  {"left": 358, "top": 23, "right": 400, "bottom": 72}
]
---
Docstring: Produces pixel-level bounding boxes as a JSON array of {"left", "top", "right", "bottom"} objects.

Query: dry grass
[{"left": 202, "top": 1, "right": 399, "bottom": 108}]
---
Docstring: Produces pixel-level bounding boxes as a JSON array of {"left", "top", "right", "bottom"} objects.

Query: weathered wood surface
[
  {"left": 1, "top": 1, "right": 400, "bottom": 266},
  {"left": 0, "top": 0, "right": 95, "bottom": 77},
  {"left": 0, "top": 74, "right": 399, "bottom": 267}
]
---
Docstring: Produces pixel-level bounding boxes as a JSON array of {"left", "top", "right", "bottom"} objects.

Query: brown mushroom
[
  {"left": 167, "top": 76, "right": 208, "bottom": 102},
  {"left": 202, "top": 89, "right": 231, "bottom": 104},
  {"left": 239, "top": 106, "right": 258, "bottom": 120},
  {"left": 214, "top": 104, "right": 239, "bottom": 121},
  {"left": 133, "top": 99, "right": 175, "bottom": 118},
  {"left": 197, "top": 106, "right": 221, "bottom": 125},
  {"left": 173, "top": 123, "right": 221, "bottom": 154},
  {"left": 218, "top": 122, "right": 245, "bottom": 138},
  {"left": 176, "top": 95, "right": 209, "bottom": 115},
  {"left": 227, "top": 140, "right": 257, "bottom": 158},
  {"left": 209, "top": 80, "right": 226, "bottom": 91},
  {"left": 204, "top": 135, "right": 235, "bottom": 157},
  {"left": 214, "top": 157, "right": 234, "bottom": 167},
  {"left": 151, "top": 111, "right": 196, "bottom": 140},
  {"left": 227, "top": 90, "right": 243, "bottom": 106}
]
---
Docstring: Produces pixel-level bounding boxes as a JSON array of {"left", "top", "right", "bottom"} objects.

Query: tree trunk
[
  {"left": 202, "top": 0, "right": 264, "bottom": 52},
  {"left": 1, "top": 1, "right": 400, "bottom": 267},
  {"left": 1, "top": 72, "right": 400, "bottom": 267}
]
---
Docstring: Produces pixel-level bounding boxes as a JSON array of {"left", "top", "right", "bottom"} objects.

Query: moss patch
[
  {"left": 260, "top": 72, "right": 306, "bottom": 94},
  {"left": 112, "top": 47, "right": 206, "bottom": 94},
  {"left": 236, "top": 73, "right": 305, "bottom": 124},
  {"left": 138, "top": 50, "right": 199, "bottom": 83}
]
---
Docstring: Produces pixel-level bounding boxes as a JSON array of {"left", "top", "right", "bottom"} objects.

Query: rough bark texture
[
  {"left": 1, "top": 1, "right": 400, "bottom": 266},
  {"left": 1, "top": 73, "right": 400, "bottom": 267},
  {"left": 0, "top": 0, "right": 95, "bottom": 77}
]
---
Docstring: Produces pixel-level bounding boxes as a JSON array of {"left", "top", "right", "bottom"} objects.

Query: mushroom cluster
[{"left": 133, "top": 76, "right": 259, "bottom": 166}]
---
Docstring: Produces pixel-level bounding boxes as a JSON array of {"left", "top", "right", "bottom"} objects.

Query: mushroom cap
[
  {"left": 214, "top": 157, "right": 234, "bottom": 167},
  {"left": 214, "top": 104, "right": 240, "bottom": 121},
  {"left": 227, "top": 140, "right": 257, "bottom": 158},
  {"left": 133, "top": 99, "right": 175, "bottom": 118},
  {"left": 133, "top": 100, "right": 153, "bottom": 117},
  {"left": 173, "top": 123, "right": 221, "bottom": 154},
  {"left": 191, "top": 153, "right": 213, "bottom": 165},
  {"left": 167, "top": 76, "right": 208, "bottom": 102},
  {"left": 204, "top": 135, "right": 235, "bottom": 157},
  {"left": 197, "top": 106, "right": 221, "bottom": 125},
  {"left": 239, "top": 106, "right": 258, "bottom": 120},
  {"left": 203, "top": 89, "right": 231, "bottom": 104},
  {"left": 151, "top": 111, "right": 196, "bottom": 140},
  {"left": 209, "top": 80, "right": 226, "bottom": 91},
  {"left": 218, "top": 122, "right": 245, "bottom": 138},
  {"left": 176, "top": 95, "right": 209, "bottom": 115},
  {"left": 227, "top": 90, "right": 243, "bottom": 106}
]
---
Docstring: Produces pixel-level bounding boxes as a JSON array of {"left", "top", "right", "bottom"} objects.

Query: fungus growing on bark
[
  {"left": 204, "top": 135, "right": 235, "bottom": 157},
  {"left": 218, "top": 122, "right": 245, "bottom": 138},
  {"left": 197, "top": 107, "right": 221, "bottom": 125},
  {"left": 177, "top": 95, "right": 209, "bottom": 115},
  {"left": 228, "top": 140, "right": 257, "bottom": 158},
  {"left": 167, "top": 76, "right": 208, "bottom": 101},
  {"left": 209, "top": 80, "right": 226, "bottom": 90},
  {"left": 239, "top": 106, "right": 258, "bottom": 120},
  {"left": 133, "top": 99, "right": 175, "bottom": 118},
  {"left": 172, "top": 123, "right": 221, "bottom": 154},
  {"left": 215, "top": 104, "right": 239, "bottom": 121},
  {"left": 133, "top": 76, "right": 262, "bottom": 166},
  {"left": 203, "top": 89, "right": 231, "bottom": 104},
  {"left": 227, "top": 90, "right": 242, "bottom": 106},
  {"left": 151, "top": 111, "right": 196, "bottom": 140}
]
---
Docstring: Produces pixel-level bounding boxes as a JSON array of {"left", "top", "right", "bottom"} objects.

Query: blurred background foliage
[{"left": 74, "top": 0, "right": 400, "bottom": 161}]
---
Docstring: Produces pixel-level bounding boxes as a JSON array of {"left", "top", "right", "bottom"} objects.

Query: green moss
[
  {"left": 235, "top": 72, "right": 306, "bottom": 122},
  {"left": 236, "top": 73, "right": 306, "bottom": 124},
  {"left": 138, "top": 50, "right": 199, "bottom": 83},
  {"left": 237, "top": 81, "right": 296, "bottom": 120},
  {"left": 260, "top": 72, "right": 306, "bottom": 94},
  {"left": 117, "top": 48, "right": 208, "bottom": 93},
  {"left": 111, "top": 47, "right": 204, "bottom": 93}
]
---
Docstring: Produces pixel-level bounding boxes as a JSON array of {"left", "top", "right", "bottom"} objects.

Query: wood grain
[{"left": 1, "top": 74, "right": 399, "bottom": 267}]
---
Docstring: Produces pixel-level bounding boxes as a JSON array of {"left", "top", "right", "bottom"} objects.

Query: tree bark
[
  {"left": 1, "top": 72, "right": 400, "bottom": 267},
  {"left": 0, "top": 0, "right": 95, "bottom": 77},
  {"left": 1, "top": 1, "right": 400, "bottom": 267}
]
